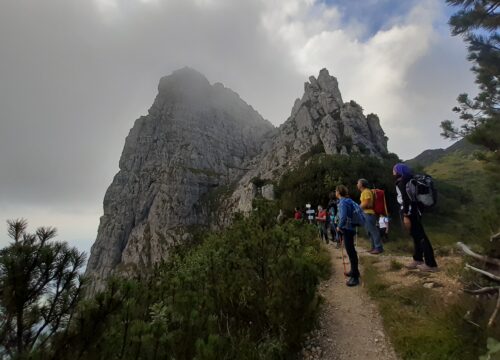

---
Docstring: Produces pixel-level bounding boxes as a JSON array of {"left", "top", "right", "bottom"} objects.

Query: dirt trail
[{"left": 301, "top": 245, "right": 399, "bottom": 360}]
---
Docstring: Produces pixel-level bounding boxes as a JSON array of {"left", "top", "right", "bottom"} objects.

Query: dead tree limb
[
  {"left": 488, "top": 289, "right": 500, "bottom": 328},
  {"left": 491, "top": 232, "right": 500, "bottom": 242},
  {"left": 465, "top": 263, "right": 500, "bottom": 282},
  {"left": 464, "top": 286, "right": 500, "bottom": 295},
  {"left": 457, "top": 242, "right": 500, "bottom": 267}
]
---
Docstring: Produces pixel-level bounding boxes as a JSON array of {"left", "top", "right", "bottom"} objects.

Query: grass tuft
[
  {"left": 361, "top": 257, "right": 486, "bottom": 360},
  {"left": 389, "top": 259, "right": 404, "bottom": 271}
]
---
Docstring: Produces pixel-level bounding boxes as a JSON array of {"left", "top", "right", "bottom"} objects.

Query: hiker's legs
[
  {"left": 322, "top": 224, "right": 329, "bottom": 243},
  {"left": 364, "top": 214, "right": 383, "bottom": 250},
  {"left": 329, "top": 223, "right": 334, "bottom": 240},
  {"left": 343, "top": 230, "right": 360, "bottom": 278},
  {"left": 379, "top": 228, "right": 388, "bottom": 242},
  {"left": 410, "top": 215, "right": 437, "bottom": 267},
  {"left": 319, "top": 224, "right": 328, "bottom": 243}
]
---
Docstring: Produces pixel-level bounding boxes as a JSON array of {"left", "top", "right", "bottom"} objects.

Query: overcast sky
[{"left": 0, "top": 0, "right": 476, "bottom": 254}]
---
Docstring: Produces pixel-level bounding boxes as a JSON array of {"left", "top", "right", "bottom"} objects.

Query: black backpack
[{"left": 406, "top": 174, "right": 437, "bottom": 209}]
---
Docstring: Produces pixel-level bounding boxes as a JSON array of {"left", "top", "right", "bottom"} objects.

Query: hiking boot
[
  {"left": 346, "top": 277, "right": 359, "bottom": 287},
  {"left": 405, "top": 260, "right": 424, "bottom": 270},
  {"left": 370, "top": 249, "right": 384, "bottom": 255},
  {"left": 344, "top": 270, "right": 353, "bottom": 277},
  {"left": 417, "top": 264, "right": 439, "bottom": 273}
]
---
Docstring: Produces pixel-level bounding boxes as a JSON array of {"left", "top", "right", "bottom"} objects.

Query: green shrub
[
  {"left": 50, "top": 201, "right": 330, "bottom": 360},
  {"left": 276, "top": 153, "right": 401, "bottom": 219}
]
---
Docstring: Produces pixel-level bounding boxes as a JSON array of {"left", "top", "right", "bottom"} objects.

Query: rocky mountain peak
[
  {"left": 86, "top": 68, "right": 390, "bottom": 294},
  {"left": 85, "top": 68, "right": 274, "bottom": 294},
  {"left": 226, "top": 69, "right": 388, "bottom": 213}
]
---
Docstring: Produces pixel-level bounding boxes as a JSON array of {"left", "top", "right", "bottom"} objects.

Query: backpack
[
  {"left": 406, "top": 174, "right": 437, "bottom": 209},
  {"left": 372, "top": 189, "right": 388, "bottom": 216},
  {"left": 350, "top": 200, "right": 366, "bottom": 227}
]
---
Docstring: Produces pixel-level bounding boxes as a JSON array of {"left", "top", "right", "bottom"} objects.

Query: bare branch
[
  {"left": 488, "top": 289, "right": 500, "bottom": 328},
  {"left": 457, "top": 242, "right": 500, "bottom": 266},
  {"left": 465, "top": 263, "right": 500, "bottom": 282},
  {"left": 491, "top": 232, "right": 500, "bottom": 242},
  {"left": 464, "top": 286, "right": 500, "bottom": 294}
]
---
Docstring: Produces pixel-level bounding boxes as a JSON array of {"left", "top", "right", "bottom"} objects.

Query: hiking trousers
[
  {"left": 364, "top": 214, "right": 383, "bottom": 251},
  {"left": 342, "top": 229, "right": 360, "bottom": 278},
  {"left": 409, "top": 214, "right": 437, "bottom": 267},
  {"left": 318, "top": 222, "right": 328, "bottom": 243}
]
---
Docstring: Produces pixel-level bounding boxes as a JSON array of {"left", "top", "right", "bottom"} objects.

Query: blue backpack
[
  {"left": 351, "top": 200, "right": 366, "bottom": 227},
  {"left": 343, "top": 198, "right": 366, "bottom": 227}
]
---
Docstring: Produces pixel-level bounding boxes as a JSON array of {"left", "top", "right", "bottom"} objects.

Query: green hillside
[
  {"left": 420, "top": 151, "right": 499, "bottom": 254},
  {"left": 406, "top": 138, "right": 482, "bottom": 169}
]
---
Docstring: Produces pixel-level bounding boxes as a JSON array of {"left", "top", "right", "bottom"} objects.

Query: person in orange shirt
[{"left": 357, "top": 179, "right": 383, "bottom": 254}]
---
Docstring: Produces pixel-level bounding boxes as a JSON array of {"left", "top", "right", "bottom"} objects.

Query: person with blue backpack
[
  {"left": 336, "top": 185, "right": 365, "bottom": 287},
  {"left": 393, "top": 163, "right": 438, "bottom": 272},
  {"left": 327, "top": 192, "right": 338, "bottom": 246}
]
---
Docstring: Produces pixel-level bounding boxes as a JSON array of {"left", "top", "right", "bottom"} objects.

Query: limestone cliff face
[
  {"left": 85, "top": 68, "right": 274, "bottom": 293},
  {"left": 86, "top": 68, "right": 389, "bottom": 293},
  {"left": 228, "top": 68, "right": 388, "bottom": 214}
]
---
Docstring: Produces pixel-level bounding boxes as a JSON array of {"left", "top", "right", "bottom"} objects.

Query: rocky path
[{"left": 301, "top": 245, "right": 399, "bottom": 360}]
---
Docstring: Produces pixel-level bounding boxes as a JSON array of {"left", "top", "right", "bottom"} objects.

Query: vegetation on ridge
[{"left": 0, "top": 202, "right": 330, "bottom": 359}]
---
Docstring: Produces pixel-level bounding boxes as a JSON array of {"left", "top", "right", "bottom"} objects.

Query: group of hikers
[{"left": 293, "top": 162, "right": 438, "bottom": 287}]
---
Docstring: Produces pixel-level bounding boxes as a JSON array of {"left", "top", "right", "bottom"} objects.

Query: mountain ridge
[{"left": 86, "top": 67, "right": 389, "bottom": 293}]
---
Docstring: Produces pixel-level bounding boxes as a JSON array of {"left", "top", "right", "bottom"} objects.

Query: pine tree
[
  {"left": 441, "top": 0, "right": 499, "bottom": 153},
  {"left": 0, "top": 219, "right": 86, "bottom": 358}
]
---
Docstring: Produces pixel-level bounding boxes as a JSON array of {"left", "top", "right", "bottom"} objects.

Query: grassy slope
[
  {"left": 368, "top": 151, "right": 499, "bottom": 359},
  {"left": 361, "top": 256, "right": 484, "bottom": 360},
  {"left": 422, "top": 152, "right": 497, "bottom": 251}
]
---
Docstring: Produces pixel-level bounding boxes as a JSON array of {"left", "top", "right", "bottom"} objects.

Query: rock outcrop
[
  {"left": 85, "top": 68, "right": 274, "bottom": 293},
  {"left": 227, "top": 68, "right": 388, "bottom": 214},
  {"left": 86, "top": 67, "right": 389, "bottom": 293}
]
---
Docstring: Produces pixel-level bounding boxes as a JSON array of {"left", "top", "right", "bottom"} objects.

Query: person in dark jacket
[
  {"left": 335, "top": 185, "right": 360, "bottom": 286},
  {"left": 393, "top": 163, "right": 438, "bottom": 272},
  {"left": 327, "top": 192, "right": 338, "bottom": 245}
]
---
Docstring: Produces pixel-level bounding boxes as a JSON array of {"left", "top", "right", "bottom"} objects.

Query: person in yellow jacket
[{"left": 357, "top": 178, "right": 384, "bottom": 254}]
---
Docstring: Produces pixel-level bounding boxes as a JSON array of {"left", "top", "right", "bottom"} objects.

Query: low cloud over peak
[{"left": 0, "top": 0, "right": 475, "bottom": 253}]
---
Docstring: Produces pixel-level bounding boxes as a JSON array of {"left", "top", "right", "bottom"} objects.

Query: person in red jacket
[
  {"left": 316, "top": 205, "right": 328, "bottom": 243},
  {"left": 294, "top": 207, "right": 302, "bottom": 221}
]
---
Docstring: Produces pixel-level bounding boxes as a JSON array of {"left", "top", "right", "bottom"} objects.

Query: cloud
[
  {"left": 260, "top": 0, "right": 476, "bottom": 157},
  {"left": 0, "top": 0, "right": 476, "bottom": 253}
]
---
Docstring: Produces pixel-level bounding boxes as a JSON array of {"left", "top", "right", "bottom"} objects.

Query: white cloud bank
[{"left": 0, "top": 0, "right": 476, "bottom": 253}]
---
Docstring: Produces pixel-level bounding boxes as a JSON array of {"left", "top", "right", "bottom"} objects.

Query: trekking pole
[{"left": 339, "top": 234, "right": 348, "bottom": 279}]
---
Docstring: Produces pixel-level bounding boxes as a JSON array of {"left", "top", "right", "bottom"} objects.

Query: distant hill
[{"left": 405, "top": 138, "right": 481, "bottom": 169}]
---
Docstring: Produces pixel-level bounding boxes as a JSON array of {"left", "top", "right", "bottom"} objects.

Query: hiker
[
  {"left": 393, "top": 163, "right": 438, "bottom": 272},
  {"left": 294, "top": 207, "right": 303, "bottom": 221},
  {"left": 316, "top": 205, "right": 328, "bottom": 243},
  {"left": 336, "top": 185, "right": 361, "bottom": 287},
  {"left": 357, "top": 179, "right": 384, "bottom": 254},
  {"left": 378, "top": 215, "right": 389, "bottom": 242},
  {"left": 327, "top": 192, "right": 338, "bottom": 245},
  {"left": 305, "top": 203, "right": 315, "bottom": 224}
]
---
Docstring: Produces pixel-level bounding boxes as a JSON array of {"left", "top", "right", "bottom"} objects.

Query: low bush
[{"left": 47, "top": 200, "right": 330, "bottom": 360}]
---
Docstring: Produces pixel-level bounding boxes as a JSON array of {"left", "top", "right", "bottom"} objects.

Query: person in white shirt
[{"left": 378, "top": 216, "right": 389, "bottom": 242}]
